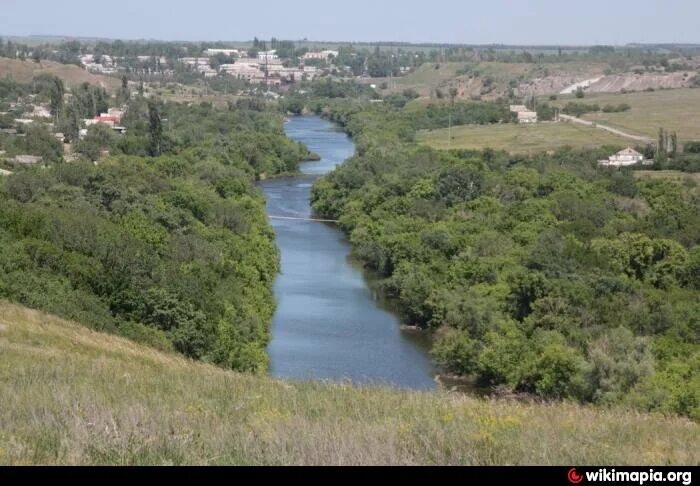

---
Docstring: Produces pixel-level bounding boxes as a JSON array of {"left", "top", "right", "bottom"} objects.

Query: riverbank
[
  {"left": 1, "top": 300, "right": 697, "bottom": 465},
  {"left": 262, "top": 115, "right": 436, "bottom": 390}
]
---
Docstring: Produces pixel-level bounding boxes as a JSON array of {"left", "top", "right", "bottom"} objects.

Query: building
[
  {"left": 303, "top": 50, "right": 338, "bottom": 61},
  {"left": 12, "top": 155, "right": 42, "bottom": 165},
  {"left": 29, "top": 105, "right": 52, "bottom": 119},
  {"left": 598, "top": 148, "right": 652, "bottom": 167},
  {"left": 204, "top": 49, "right": 239, "bottom": 57},
  {"left": 517, "top": 110, "right": 538, "bottom": 123},
  {"left": 85, "top": 115, "right": 119, "bottom": 128},
  {"left": 257, "top": 50, "right": 278, "bottom": 62},
  {"left": 510, "top": 104, "right": 538, "bottom": 124}
]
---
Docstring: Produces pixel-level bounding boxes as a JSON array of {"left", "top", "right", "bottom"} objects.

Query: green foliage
[
  {"left": 311, "top": 101, "right": 700, "bottom": 418},
  {"left": 0, "top": 98, "right": 313, "bottom": 373},
  {"left": 562, "top": 102, "right": 600, "bottom": 117}
]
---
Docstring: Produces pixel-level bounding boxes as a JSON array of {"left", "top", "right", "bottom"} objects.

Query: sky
[{"left": 1, "top": 0, "right": 698, "bottom": 45}]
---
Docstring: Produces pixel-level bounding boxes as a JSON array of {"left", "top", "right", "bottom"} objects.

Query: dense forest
[
  {"left": 0, "top": 79, "right": 313, "bottom": 372},
  {"left": 311, "top": 101, "right": 700, "bottom": 419}
]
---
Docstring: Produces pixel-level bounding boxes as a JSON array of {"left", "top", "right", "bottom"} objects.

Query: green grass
[
  {"left": 417, "top": 122, "right": 631, "bottom": 154},
  {"left": 634, "top": 170, "right": 700, "bottom": 183},
  {"left": 554, "top": 88, "right": 700, "bottom": 142},
  {"left": 0, "top": 300, "right": 697, "bottom": 465}
]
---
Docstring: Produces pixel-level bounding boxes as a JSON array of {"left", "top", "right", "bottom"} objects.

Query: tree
[
  {"left": 448, "top": 87, "right": 458, "bottom": 148},
  {"left": 670, "top": 131, "right": 678, "bottom": 158},
  {"left": 574, "top": 87, "right": 585, "bottom": 99},
  {"left": 587, "top": 327, "right": 654, "bottom": 404},
  {"left": 48, "top": 76, "right": 64, "bottom": 122},
  {"left": 147, "top": 100, "right": 163, "bottom": 156},
  {"left": 76, "top": 123, "right": 116, "bottom": 161}
]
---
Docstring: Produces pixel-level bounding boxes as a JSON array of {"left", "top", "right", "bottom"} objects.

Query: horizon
[
  {"left": 3, "top": 34, "right": 700, "bottom": 48},
  {"left": 1, "top": 0, "right": 698, "bottom": 45}
]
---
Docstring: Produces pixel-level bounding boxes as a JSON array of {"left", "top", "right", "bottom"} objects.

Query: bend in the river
[{"left": 259, "top": 116, "right": 436, "bottom": 390}]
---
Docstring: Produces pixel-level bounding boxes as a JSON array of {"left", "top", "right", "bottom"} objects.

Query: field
[
  {"left": 417, "top": 121, "right": 631, "bottom": 153},
  {"left": 0, "top": 57, "right": 120, "bottom": 91},
  {"left": 556, "top": 88, "right": 700, "bottom": 142},
  {"left": 370, "top": 61, "right": 609, "bottom": 101},
  {"left": 634, "top": 170, "right": 700, "bottom": 183},
  {"left": 0, "top": 300, "right": 697, "bottom": 465}
]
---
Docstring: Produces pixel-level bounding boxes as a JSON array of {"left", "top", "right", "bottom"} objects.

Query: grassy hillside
[
  {"left": 416, "top": 121, "right": 631, "bottom": 153},
  {"left": 0, "top": 300, "right": 697, "bottom": 465},
  {"left": 0, "top": 57, "right": 120, "bottom": 91},
  {"left": 556, "top": 88, "right": 700, "bottom": 142},
  {"left": 377, "top": 61, "right": 609, "bottom": 100}
]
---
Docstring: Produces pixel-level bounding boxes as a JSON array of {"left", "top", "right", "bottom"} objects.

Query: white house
[
  {"left": 257, "top": 50, "right": 278, "bottom": 62},
  {"left": 204, "top": 49, "right": 239, "bottom": 57},
  {"left": 517, "top": 111, "right": 538, "bottom": 123},
  {"left": 599, "top": 148, "right": 651, "bottom": 167},
  {"left": 303, "top": 50, "right": 338, "bottom": 61},
  {"left": 510, "top": 104, "right": 538, "bottom": 124}
]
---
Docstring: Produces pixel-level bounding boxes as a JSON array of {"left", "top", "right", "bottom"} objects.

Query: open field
[
  {"left": 371, "top": 61, "right": 610, "bottom": 101},
  {"left": 554, "top": 88, "right": 700, "bottom": 142},
  {"left": 0, "top": 57, "right": 120, "bottom": 91},
  {"left": 417, "top": 121, "right": 632, "bottom": 153},
  {"left": 0, "top": 300, "right": 697, "bottom": 465},
  {"left": 634, "top": 170, "right": 700, "bottom": 183}
]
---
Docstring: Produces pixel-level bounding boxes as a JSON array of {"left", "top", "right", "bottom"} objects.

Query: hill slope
[
  {"left": 0, "top": 57, "right": 120, "bottom": 91},
  {"left": 0, "top": 300, "right": 697, "bottom": 465}
]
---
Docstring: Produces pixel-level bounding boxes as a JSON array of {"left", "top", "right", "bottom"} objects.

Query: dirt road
[{"left": 558, "top": 114, "right": 654, "bottom": 144}]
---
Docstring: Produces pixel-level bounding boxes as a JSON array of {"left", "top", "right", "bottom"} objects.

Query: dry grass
[
  {"left": 0, "top": 300, "right": 697, "bottom": 465},
  {"left": 0, "top": 57, "right": 120, "bottom": 91},
  {"left": 417, "top": 122, "right": 630, "bottom": 154},
  {"left": 634, "top": 170, "right": 700, "bottom": 183},
  {"left": 554, "top": 88, "right": 700, "bottom": 142}
]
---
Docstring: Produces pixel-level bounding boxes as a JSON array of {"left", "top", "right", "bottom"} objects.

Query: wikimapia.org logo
[
  {"left": 567, "top": 468, "right": 693, "bottom": 485},
  {"left": 569, "top": 468, "right": 584, "bottom": 484}
]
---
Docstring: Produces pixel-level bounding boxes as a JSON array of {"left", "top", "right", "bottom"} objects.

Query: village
[{"left": 78, "top": 48, "right": 341, "bottom": 85}]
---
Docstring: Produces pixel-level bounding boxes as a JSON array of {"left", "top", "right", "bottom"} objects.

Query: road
[{"left": 559, "top": 114, "right": 654, "bottom": 144}]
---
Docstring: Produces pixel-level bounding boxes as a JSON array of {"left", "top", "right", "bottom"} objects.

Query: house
[
  {"left": 598, "top": 148, "right": 652, "bottom": 167},
  {"left": 85, "top": 115, "right": 119, "bottom": 128},
  {"left": 204, "top": 49, "right": 239, "bottom": 57},
  {"left": 517, "top": 110, "right": 538, "bottom": 123},
  {"left": 29, "top": 105, "right": 52, "bottom": 119},
  {"left": 12, "top": 155, "right": 42, "bottom": 165},
  {"left": 510, "top": 104, "right": 538, "bottom": 123},
  {"left": 257, "top": 50, "right": 278, "bottom": 62},
  {"left": 303, "top": 50, "right": 338, "bottom": 61}
]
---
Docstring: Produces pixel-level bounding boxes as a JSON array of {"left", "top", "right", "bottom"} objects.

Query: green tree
[{"left": 147, "top": 100, "right": 163, "bottom": 156}]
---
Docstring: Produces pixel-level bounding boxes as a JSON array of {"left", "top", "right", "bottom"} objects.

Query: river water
[{"left": 260, "top": 116, "right": 436, "bottom": 390}]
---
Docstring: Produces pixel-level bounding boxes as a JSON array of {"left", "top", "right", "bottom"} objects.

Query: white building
[
  {"left": 517, "top": 111, "right": 538, "bottom": 123},
  {"left": 599, "top": 148, "right": 652, "bottom": 167},
  {"left": 303, "top": 50, "right": 338, "bottom": 61},
  {"left": 510, "top": 104, "right": 538, "bottom": 124},
  {"left": 204, "top": 49, "right": 239, "bottom": 57},
  {"left": 257, "top": 50, "right": 278, "bottom": 62}
]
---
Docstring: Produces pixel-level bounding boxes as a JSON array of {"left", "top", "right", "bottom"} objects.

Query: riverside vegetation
[
  {"left": 1, "top": 70, "right": 699, "bottom": 465},
  {"left": 309, "top": 97, "right": 700, "bottom": 420},
  {"left": 0, "top": 76, "right": 313, "bottom": 372}
]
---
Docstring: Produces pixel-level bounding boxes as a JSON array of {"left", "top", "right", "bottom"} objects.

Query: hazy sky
[{"left": 1, "top": 0, "right": 698, "bottom": 45}]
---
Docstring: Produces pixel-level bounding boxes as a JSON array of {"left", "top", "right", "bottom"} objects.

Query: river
[{"left": 260, "top": 115, "right": 436, "bottom": 390}]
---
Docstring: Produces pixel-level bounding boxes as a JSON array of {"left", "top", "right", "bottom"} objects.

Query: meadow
[
  {"left": 0, "top": 300, "right": 697, "bottom": 465},
  {"left": 416, "top": 121, "right": 631, "bottom": 153},
  {"left": 558, "top": 88, "right": 700, "bottom": 142}
]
